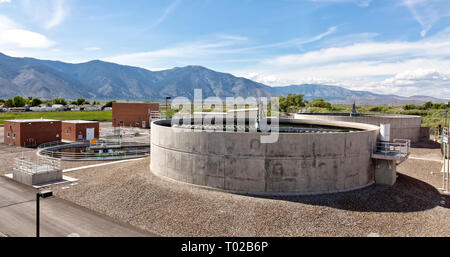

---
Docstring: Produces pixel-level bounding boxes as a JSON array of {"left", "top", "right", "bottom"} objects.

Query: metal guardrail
[
  {"left": 444, "top": 128, "right": 449, "bottom": 144},
  {"left": 14, "top": 156, "right": 61, "bottom": 174},
  {"left": 373, "top": 139, "right": 411, "bottom": 159},
  {"left": 38, "top": 139, "right": 150, "bottom": 161},
  {"left": 39, "top": 149, "right": 149, "bottom": 161},
  {"left": 37, "top": 141, "right": 67, "bottom": 149}
]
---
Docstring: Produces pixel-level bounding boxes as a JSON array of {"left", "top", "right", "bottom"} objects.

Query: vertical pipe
[{"left": 36, "top": 193, "right": 40, "bottom": 238}]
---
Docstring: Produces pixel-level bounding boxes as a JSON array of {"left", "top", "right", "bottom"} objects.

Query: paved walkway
[{"left": 0, "top": 176, "right": 156, "bottom": 237}]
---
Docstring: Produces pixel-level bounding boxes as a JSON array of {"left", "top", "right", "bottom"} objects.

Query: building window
[
  {"left": 12, "top": 133, "right": 15, "bottom": 139},
  {"left": 6, "top": 132, "right": 10, "bottom": 138},
  {"left": 66, "top": 130, "right": 69, "bottom": 134}
]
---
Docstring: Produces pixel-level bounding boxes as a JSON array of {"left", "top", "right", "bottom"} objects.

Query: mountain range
[{"left": 0, "top": 52, "right": 447, "bottom": 105}]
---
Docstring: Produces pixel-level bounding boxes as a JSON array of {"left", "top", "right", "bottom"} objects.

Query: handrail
[
  {"left": 38, "top": 141, "right": 67, "bottom": 149},
  {"left": 39, "top": 150, "right": 149, "bottom": 160},
  {"left": 37, "top": 139, "right": 150, "bottom": 161},
  {"left": 14, "top": 156, "right": 61, "bottom": 174},
  {"left": 374, "top": 139, "right": 411, "bottom": 157}
]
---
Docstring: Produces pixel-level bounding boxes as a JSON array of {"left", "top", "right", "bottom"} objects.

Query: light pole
[
  {"left": 36, "top": 190, "right": 53, "bottom": 238},
  {"left": 165, "top": 97, "right": 172, "bottom": 120}
]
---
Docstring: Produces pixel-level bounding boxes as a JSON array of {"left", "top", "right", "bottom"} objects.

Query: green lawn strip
[{"left": 0, "top": 111, "right": 112, "bottom": 125}]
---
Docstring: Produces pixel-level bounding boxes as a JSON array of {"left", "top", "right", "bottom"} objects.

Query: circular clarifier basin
[
  {"left": 39, "top": 141, "right": 150, "bottom": 161},
  {"left": 150, "top": 118, "right": 380, "bottom": 195}
]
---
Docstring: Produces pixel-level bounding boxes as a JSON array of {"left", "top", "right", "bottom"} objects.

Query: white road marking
[
  {"left": 63, "top": 158, "right": 142, "bottom": 173},
  {"left": 408, "top": 156, "right": 443, "bottom": 163}
]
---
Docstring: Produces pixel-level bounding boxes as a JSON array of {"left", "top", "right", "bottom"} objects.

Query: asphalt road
[{"left": 0, "top": 176, "right": 156, "bottom": 237}]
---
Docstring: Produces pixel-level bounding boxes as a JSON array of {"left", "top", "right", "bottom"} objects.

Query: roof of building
[
  {"left": 5, "top": 119, "right": 60, "bottom": 123},
  {"left": 62, "top": 120, "right": 99, "bottom": 124}
]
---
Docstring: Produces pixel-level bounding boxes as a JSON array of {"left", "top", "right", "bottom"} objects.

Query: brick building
[
  {"left": 4, "top": 119, "right": 62, "bottom": 147},
  {"left": 112, "top": 102, "right": 160, "bottom": 129},
  {"left": 62, "top": 121, "right": 100, "bottom": 142}
]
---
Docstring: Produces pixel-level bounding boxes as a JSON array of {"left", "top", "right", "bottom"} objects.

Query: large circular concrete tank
[{"left": 150, "top": 118, "right": 379, "bottom": 195}]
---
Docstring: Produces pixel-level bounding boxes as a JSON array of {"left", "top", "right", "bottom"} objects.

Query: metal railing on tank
[
  {"left": 38, "top": 139, "right": 150, "bottom": 161},
  {"left": 39, "top": 150, "right": 149, "bottom": 161},
  {"left": 374, "top": 139, "right": 411, "bottom": 157},
  {"left": 37, "top": 141, "right": 68, "bottom": 149},
  {"left": 372, "top": 139, "right": 411, "bottom": 165}
]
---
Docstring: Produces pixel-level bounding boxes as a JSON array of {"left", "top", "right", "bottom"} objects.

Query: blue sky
[{"left": 0, "top": 0, "right": 449, "bottom": 98}]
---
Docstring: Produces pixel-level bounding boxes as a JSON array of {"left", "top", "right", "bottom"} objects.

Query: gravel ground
[{"left": 47, "top": 143, "right": 450, "bottom": 237}]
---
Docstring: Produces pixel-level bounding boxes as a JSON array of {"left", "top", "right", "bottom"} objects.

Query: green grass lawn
[{"left": 0, "top": 111, "right": 112, "bottom": 125}]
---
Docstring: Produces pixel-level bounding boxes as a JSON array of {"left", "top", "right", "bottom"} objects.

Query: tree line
[
  {"left": 402, "top": 102, "right": 448, "bottom": 110},
  {"left": 0, "top": 96, "right": 110, "bottom": 108},
  {"left": 277, "top": 94, "right": 332, "bottom": 112}
]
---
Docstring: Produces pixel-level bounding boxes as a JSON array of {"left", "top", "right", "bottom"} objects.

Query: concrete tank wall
[
  {"left": 294, "top": 114, "right": 426, "bottom": 142},
  {"left": 150, "top": 119, "right": 380, "bottom": 195}
]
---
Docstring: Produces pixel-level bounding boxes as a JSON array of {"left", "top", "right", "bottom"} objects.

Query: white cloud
[
  {"left": 0, "top": 15, "right": 54, "bottom": 49},
  {"left": 45, "top": 0, "right": 68, "bottom": 29},
  {"left": 151, "top": 0, "right": 182, "bottom": 28},
  {"left": 403, "top": 0, "right": 450, "bottom": 37},
  {"left": 0, "top": 0, "right": 11, "bottom": 3},
  {"left": 105, "top": 25, "right": 450, "bottom": 99},
  {"left": 20, "top": 0, "right": 69, "bottom": 29},
  {"left": 230, "top": 28, "right": 450, "bottom": 99},
  {"left": 103, "top": 27, "right": 338, "bottom": 70},
  {"left": 379, "top": 69, "right": 450, "bottom": 97},
  {"left": 84, "top": 47, "right": 101, "bottom": 51},
  {"left": 239, "top": 26, "right": 337, "bottom": 51}
]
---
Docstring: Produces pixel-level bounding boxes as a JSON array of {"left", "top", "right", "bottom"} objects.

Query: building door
[
  {"left": 86, "top": 128, "right": 95, "bottom": 141},
  {"left": 142, "top": 121, "right": 146, "bottom": 128}
]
